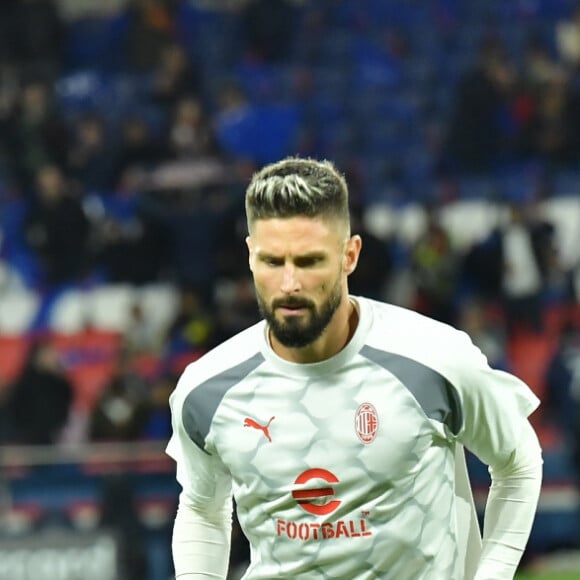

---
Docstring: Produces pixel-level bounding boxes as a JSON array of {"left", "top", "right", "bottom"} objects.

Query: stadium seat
[
  {"left": 48, "top": 288, "right": 90, "bottom": 334},
  {"left": 66, "top": 500, "right": 102, "bottom": 531},
  {"left": 362, "top": 202, "right": 398, "bottom": 240},
  {"left": 539, "top": 196, "right": 580, "bottom": 270},
  {"left": 86, "top": 284, "right": 138, "bottom": 333},
  {"left": 439, "top": 200, "right": 501, "bottom": 251},
  {"left": 507, "top": 331, "right": 557, "bottom": 403},
  {"left": 393, "top": 203, "right": 429, "bottom": 246},
  {"left": 137, "top": 284, "right": 180, "bottom": 339},
  {"left": 1, "top": 503, "right": 46, "bottom": 536},
  {"left": 215, "top": 102, "right": 302, "bottom": 165},
  {"left": 0, "top": 335, "right": 31, "bottom": 386},
  {"left": 49, "top": 329, "right": 122, "bottom": 413},
  {"left": 50, "top": 329, "right": 122, "bottom": 359},
  {"left": 66, "top": 359, "right": 117, "bottom": 412},
  {"left": 0, "top": 290, "right": 39, "bottom": 334},
  {"left": 551, "top": 170, "right": 580, "bottom": 197}
]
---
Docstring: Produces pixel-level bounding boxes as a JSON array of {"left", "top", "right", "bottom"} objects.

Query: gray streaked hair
[{"left": 245, "top": 157, "right": 350, "bottom": 233}]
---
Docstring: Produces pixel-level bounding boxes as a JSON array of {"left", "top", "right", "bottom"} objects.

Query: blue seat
[
  {"left": 457, "top": 175, "right": 498, "bottom": 200},
  {"left": 353, "top": 37, "right": 404, "bottom": 90},
  {"left": 551, "top": 170, "right": 580, "bottom": 197},
  {"left": 215, "top": 103, "right": 301, "bottom": 165},
  {"left": 63, "top": 17, "right": 117, "bottom": 72}
]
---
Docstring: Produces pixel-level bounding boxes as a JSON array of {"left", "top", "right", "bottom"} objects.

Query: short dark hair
[{"left": 245, "top": 157, "right": 350, "bottom": 234}]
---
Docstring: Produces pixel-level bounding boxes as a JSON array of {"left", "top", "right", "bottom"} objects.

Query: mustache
[{"left": 272, "top": 297, "right": 314, "bottom": 309}]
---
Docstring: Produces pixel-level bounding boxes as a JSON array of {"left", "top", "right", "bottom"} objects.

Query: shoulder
[
  {"left": 360, "top": 297, "right": 485, "bottom": 376},
  {"left": 170, "top": 321, "right": 266, "bottom": 409},
  {"left": 366, "top": 298, "right": 470, "bottom": 346}
]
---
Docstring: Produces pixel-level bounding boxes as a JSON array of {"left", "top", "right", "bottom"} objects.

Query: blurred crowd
[
  {"left": 0, "top": 0, "right": 578, "bottom": 463},
  {"left": 0, "top": 2, "right": 580, "bottom": 577}
]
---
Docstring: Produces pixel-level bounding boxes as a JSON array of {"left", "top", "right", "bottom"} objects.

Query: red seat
[
  {"left": 50, "top": 329, "right": 122, "bottom": 356},
  {"left": 131, "top": 352, "right": 162, "bottom": 380},
  {"left": 0, "top": 335, "right": 31, "bottom": 387},
  {"left": 507, "top": 331, "right": 557, "bottom": 403},
  {"left": 66, "top": 360, "right": 117, "bottom": 412}
]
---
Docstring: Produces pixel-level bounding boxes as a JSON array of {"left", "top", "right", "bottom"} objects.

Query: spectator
[
  {"left": 457, "top": 299, "right": 509, "bottom": 370},
  {"left": 472, "top": 201, "right": 559, "bottom": 335},
  {"left": 66, "top": 113, "right": 118, "bottom": 192},
  {"left": 149, "top": 42, "right": 201, "bottom": 112},
  {"left": 241, "top": 0, "right": 298, "bottom": 63},
  {"left": 518, "top": 75, "right": 580, "bottom": 167},
  {"left": 0, "top": 0, "right": 18, "bottom": 67},
  {"left": 93, "top": 203, "right": 171, "bottom": 285},
  {"left": 124, "top": 301, "right": 165, "bottom": 355},
  {"left": 2, "top": 0, "right": 65, "bottom": 81},
  {"left": 544, "top": 319, "right": 580, "bottom": 546},
  {"left": 90, "top": 349, "right": 150, "bottom": 442},
  {"left": 117, "top": 0, "right": 183, "bottom": 73},
  {"left": 0, "top": 81, "right": 68, "bottom": 191},
  {"left": 164, "top": 286, "right": 217, "bottom": 355},
  {"left": 114, "top": 116, "right": 168, "bottom": 188},
  {"left": 545, "top": 321, "right": 580, "bottom": 460},
  {"left": 165, "top": 190, "right": 232, "bottom": 293},
  {"left": 348, "top": 208, "right": 394, "bottom": 301},
  {"left": 522, "top": 35, "right": 563, "bottom": 90},
  {"left": 444, "top": 37, "right": 516, "bottom": 172},
  {"left": 166, "top": 95, "right": 216, "bottom": 160},
  {"left": 141, "top": 372, "right": 176, "bottom": 440},
  {"left": 99, "top": 475, "right": 149, "bottom": 580},
  {"left": 214, "top": 81, "right": 251, "bottom": 133},
  {"left": 24, "top": 164, "right": 92, "bottom": 287},
  {"left": 556, "top": 4, "right": 580, "bottom": 72},
  {"left": 3, "top": 339, "right": 73, "bottom": 445},
  {"left": 410, "top": 212, "right": 460, "bottom": 325},
  {"left": 214, "top": 276, "right": 260, "bottom": 342}
]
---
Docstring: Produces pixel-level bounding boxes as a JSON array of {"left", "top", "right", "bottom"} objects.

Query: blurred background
[{"left": 0, "top": 0, "right": 580, "bottom": 578}]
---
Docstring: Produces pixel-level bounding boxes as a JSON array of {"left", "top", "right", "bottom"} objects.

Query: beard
[{"left": 257, "top": 279, "right": 343, "bottom": 348}]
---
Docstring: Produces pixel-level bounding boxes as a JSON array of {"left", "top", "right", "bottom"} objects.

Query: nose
[{"left": 280, "top": 264, "right": 301, "bottom": 294}]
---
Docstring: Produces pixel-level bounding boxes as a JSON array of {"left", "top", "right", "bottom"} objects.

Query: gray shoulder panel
[
  {"left": 182, "top": 352, "right": 265, "bottom": 453},
  {"left": 361, "top": 345, "right": 462, "bottom": 435}
]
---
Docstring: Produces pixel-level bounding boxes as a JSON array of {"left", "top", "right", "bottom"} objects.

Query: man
[{"left": 166, "top": 157, "right": 543, "bottom": 579}]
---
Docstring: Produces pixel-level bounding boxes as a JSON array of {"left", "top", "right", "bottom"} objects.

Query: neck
[{"left": 270, "top": 297, "right": 358, "bottom": 364}]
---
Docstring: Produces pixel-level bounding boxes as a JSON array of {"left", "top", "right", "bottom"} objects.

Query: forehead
[{"left": 251, "top": 216, "right": 344, "bottom": 254}]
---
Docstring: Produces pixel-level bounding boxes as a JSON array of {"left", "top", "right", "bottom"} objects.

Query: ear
[
  {"left": 344, "top": 235, "right": 362, "bottom": 276},
  {"left": 246, "top": 235, "right": 255, "bottom": 272}
]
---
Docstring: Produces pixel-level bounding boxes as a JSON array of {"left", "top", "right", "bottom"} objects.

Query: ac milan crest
[{"left": 355, "top": 403, "right": 379, "bottom": 444}]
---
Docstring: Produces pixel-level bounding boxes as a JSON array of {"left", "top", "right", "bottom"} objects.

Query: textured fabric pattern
[{"left": 167, "top": 297, "right": 539, "bottom": 579}]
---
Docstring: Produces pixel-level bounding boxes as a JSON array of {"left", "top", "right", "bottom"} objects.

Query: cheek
[
  {"left": 309, "top": 272, "right": 337, "bottom": 296},
  {"left": 253, "top": 270, "right": 278, "bottom": 294}
]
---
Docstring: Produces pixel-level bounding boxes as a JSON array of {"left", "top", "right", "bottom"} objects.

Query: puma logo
[{"left": 244, "top": 416, "right": 275, "bottom": 442}]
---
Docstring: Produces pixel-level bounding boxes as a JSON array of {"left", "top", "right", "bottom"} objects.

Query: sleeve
[
  {"left": 449, "top": 331, "right": 540, "bottom": 466},
  {"left": 166, "top": 388, "right": 233, "bottom": 579},
  {"left": 474, "top": 421, "right": 542, "bottom": 580},
  {"left": 449, "top": 331, "right": 542, "bottom": 580}
]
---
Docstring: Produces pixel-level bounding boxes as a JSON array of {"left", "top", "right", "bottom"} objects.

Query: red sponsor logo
[
  {"left": 291, "top": 468, "right": 341, "bottom": 515},
  {"left": 276, "top": 518, "right": 372, "bottom": 541},
  {"left": 244, "top": 416, "right": 275, "bottom": 442},
  {"left": 355, "top": 403, "right": 378, "bottom": 444},
  {"left": 283, "top": 468, "right": 373, "bottom": 541}
]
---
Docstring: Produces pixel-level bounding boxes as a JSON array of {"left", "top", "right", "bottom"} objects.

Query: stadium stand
[{"left": 1, "top": 0, "right": 580, "bottom": 577}]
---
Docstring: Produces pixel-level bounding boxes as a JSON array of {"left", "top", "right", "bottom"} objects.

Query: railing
[
  {"left": 55, "top": 0, "right": 305, "bottom": 21},
  {"left": 55, "top": 0, "right": 250, "bottom": 21},
  {"left": 0, "top": 441, "right": 176, "bottom": 580},
  {"left": 0, "top": 440, "right": 170, "bottom": 468}
]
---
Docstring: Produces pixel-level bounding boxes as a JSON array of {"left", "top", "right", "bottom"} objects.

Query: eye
[
  {"left": 262, "top": 256, "right": 283, "bottom": 267},
  {"left": 295, "top": 256, "right": 322, "bottom": 268}
]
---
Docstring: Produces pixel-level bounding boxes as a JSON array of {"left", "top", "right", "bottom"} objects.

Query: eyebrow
[{"left": 256, "top": 250, "right": 327, "bottom": 261}]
